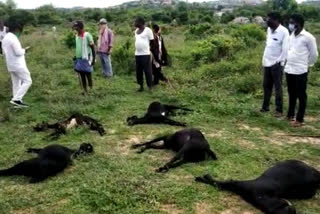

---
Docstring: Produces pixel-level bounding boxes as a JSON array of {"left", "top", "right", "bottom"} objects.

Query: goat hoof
[
  {"left": 136, "top": 149, "right": 144, "bottom": 154},
  {"left": 156, "top": 167, "right": 168, "bottom": 173},
  {"left": 131, "top": 144, "right": 140, "bottom": 149},
  {"left": 195, "top": 176, "right": 204, "bottom": 182}
]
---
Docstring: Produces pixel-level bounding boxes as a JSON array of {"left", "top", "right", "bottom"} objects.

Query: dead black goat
[
  {"left": 131, "top": 128, "right": 217, "bottom": 172},
  {"left": 127, "top": 102, "right": 192, "bottom": 127},
  {"left": 195, "top": 160, "right": 320, "bottom": 214},
  {"left": 34, "top": 113, "right": 105, "bottom": 140},
  {"left": 0, "top": 143, "right": 93, "bottom": 183}
]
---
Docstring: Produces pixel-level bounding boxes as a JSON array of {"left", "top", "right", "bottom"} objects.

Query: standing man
[
  {"left": 2, "top": 19, "right": 32, "bottom": 108},
  {"left": 261, "top": 12, "right": 289, "bottom": 117},
  {"left": 97, "top": 18, "right": 114, "bottom": 78},
  {"left": 151, "top": 24, "right": 168, "bottom": 85},
  {"left": 73, "top": 21, "right": 96, "bottom": 95},
  {"left": 285, "top": 14, "right": 318, "bottom": 127},
  {"left": 134, "top": 17, "right": 154, "bottom": 92},
  {"left": 0, "top": 21, "right": 7, "bottom": 55}
]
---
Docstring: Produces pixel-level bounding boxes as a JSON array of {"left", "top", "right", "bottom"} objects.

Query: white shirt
[
  {"left": 285, "top": 29, "right": 318, "bottom": 75},
  {"left": 0, "top": 26, "right": 7, "bottom": 42},
  {"left": 2, "top": 32, "right": 27, "bottom": 72},
  {"left": 135, "top": 27, "right": 154, "bottom": 56},
  {"left": 262, "top": 25, "right": 289, "bottom": 67}
]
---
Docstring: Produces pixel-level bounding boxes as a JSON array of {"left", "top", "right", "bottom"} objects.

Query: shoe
[
  {"left": 260, "top": 108, "right": 269, "bottom": 113},
  {"left": 286, "top": 116, "right": 294, "bottom": 121},
  {"left": 290, "top": 121, "right": 304, "bottom": 127},
  {"left": 10, "top": 100, "right": 29, "bottom": 108},
  {"left": 148, "top": 87, "right": 152, "bottom": 94},
  {"left": 274, "top": 111, "right": 283, "bottom": 118},
  {"left": 137, "top": 86, "right": 144, "bottom": 92}
]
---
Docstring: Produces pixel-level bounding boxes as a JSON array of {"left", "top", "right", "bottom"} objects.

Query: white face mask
[{"left": 288, "top": 24, "right": 296, "bottom": 32}]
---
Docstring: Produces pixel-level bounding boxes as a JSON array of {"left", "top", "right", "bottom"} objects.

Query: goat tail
[{"left": 207, "top": 149, "right": 217, "bottom": 160}]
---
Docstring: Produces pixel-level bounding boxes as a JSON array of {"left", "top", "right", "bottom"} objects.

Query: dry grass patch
[
  {"left": 269, "top": 131, "right": 320, "bottom": 146},
  {"left": 160, "top": 204, "right": 184, "bottom": 214},
  {"left": 195, "top": 201, "right": 213, "bottom": 214}
]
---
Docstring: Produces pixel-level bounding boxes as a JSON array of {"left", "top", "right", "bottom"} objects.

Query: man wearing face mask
[
  {"left": 2, "top": 19, "right": 32, "bottom": 108},
  {"left": 285, "top": 14, "right": 318, "bottom": 127},
  {"left": 261, "top": 12, "right": 289, "bottom": 117}
]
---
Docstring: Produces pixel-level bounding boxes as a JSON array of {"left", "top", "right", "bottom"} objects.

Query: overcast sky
[{"left": 0, "top": 0, "right": 221, "bottom": 9}]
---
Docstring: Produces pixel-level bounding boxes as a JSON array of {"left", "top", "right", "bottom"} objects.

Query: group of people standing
[
  {"left": 261, "top": 12, "right": 318, "bottom": 127},
  {"left": 73, "top": 17, "right": 169, "bottom": 94},
  {"left": 0, "top": 13, "right": 318, "bottom": 128}
]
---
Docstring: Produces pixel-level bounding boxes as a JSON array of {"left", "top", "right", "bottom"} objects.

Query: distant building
[
  {"left": 303, "top": 0, "right": 320, "bottom": 4},
  {"left": 141, "top": 0, "right": 173, "bottom": 5}
]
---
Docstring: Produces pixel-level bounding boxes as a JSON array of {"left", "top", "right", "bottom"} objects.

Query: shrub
[
  {"left": 191, "top": 34, "right": 245, "bottom": 63},
  {"left": 230, "top": 24, "right": 265, "bottom": 47},
  {"left": 185, "top": 23, "right": 212, "bottom": 39},
  {"left": 63, "top": 31, "right": 75, "bottom": 49},
  {"left": 112, "top": 39, "right": 135, "bottom": 74},
  {"left": 234, "top": 72, "right": 261, "bottom": 94}
]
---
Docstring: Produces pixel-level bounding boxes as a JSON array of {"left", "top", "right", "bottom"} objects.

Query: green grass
[{"left": 0, "top": 26, "right": 319, "bottom": 214}]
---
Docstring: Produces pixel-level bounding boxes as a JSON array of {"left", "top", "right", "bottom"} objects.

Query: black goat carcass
[
  {"left": 34, "top": 113, "right": 105, "bottom": 140},
  {"left": 195, "top": 160, "right": 320, "bottom": 214},
  {"left": 131, "top": 128, "right": 217, "bottom": 172},
  {"left": 0, "top": 143, "right": 93, "bottom": 183},
  {"left": 127, "top": 102, "right": 191, "bottom": 127}
]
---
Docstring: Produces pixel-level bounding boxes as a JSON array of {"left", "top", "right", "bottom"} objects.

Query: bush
[
  {"left": 234, "top": 72, "right": 261, "bottom": 94},
  {"left": 191, "top": 34, "right": 245, "bottom": 63},
  {"left": 185, "top": 23, "right": 211, "bottom": 39},
  {"left": 63, "top": 31, "right": 75, "bottom": 49},
  {"left": 112, "top": 39, "right": 135, "bottom": 74},
  {"left": 230, "top": 24, "right": 265, "bottom": 47}
]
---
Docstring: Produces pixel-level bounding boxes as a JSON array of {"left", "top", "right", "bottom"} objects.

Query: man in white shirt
[
  {"left": 134, "top": 17, "right": 154, "bottom": 92},
  {"left": 2, "top": 20, "right": 32, "bottom": 108},
  {"left": 285, "top": 14, "right": 318, "bottom": 127},
  {"left": 261, "top": 12, "right": 289, "bottom": 117}
]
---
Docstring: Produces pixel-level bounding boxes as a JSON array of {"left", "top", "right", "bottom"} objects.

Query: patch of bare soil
[
  {"left": 13, "top": 208, "right": 35, "bottom": 214},
  {"left": 221, "top": 210, "right": 256, "bottom": 214},
  {"left": 269, "top": 131, "right": 320, "bottom": 146},
  {"left": 238, "top": 124, "right": 262, "bottom": 133},
  {"left": 118, "top": 135, "right": 144, "bottom": 156},
  {"left": 206, "top": 130, "right": 225, "bottom": 138},
  {"left": 237, "top": 140, "right": 256, "bottom": 149},
  {"left": 195, "top": 201, "right": 212, "bottom": 214},
  {"left": 305, "top": 116, "right": 320, "bottom": 123},
  {"left": 160, "top": 204, "right": 184, "bottom": 214},
  {"left": 220, "top": 195, "right": 261, "bottom": 214}
]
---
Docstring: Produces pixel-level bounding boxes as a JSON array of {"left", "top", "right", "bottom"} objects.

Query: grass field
[{"left": 0, "top": 25, "right": 319, "bottom": 214}]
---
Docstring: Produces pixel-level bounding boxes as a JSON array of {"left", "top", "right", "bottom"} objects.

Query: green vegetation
[{"left": 0, "top": 1, "right": 319, "bottom": 213}]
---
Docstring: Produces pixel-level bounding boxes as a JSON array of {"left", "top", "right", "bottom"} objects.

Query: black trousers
[
  {"left": 135, "top": 55, "right": 153, "bottom": 88},
  {"left": 262, "top": 63, "right": 283, "bottom": 113},
  {"left": 152, "top": 64, "right": 167, "bottom": 85},
  {"left": 77, "top": 71, "right": 92, "bottom": 92},
  {"left": 286, "top": 72, "right": 308, "bottom": 122}
]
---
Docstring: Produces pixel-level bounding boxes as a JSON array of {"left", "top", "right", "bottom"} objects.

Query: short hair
[
  {"left": 5, "top": 18, "right": 23, "bottom": 32},
  {"left": 135, "top": 17, "right": 145, "bottom": 25},
  {"left": 267, "top": 12, "right": 281, "bottom": 22},
  {"left": 152, "top": 24, "right": 160, "bottom": 33},
  {"left": 73, "top": 20, "right": 84, "bottom": 30},
  {"left": 290, "top": 14, "right": 305, "bottom": 28}
]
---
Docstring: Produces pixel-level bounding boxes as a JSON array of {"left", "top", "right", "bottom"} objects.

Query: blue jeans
[{"left": 99, "top": 53, "right": 113, "bottom": 77}]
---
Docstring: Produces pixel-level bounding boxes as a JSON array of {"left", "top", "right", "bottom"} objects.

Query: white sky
[{"left": 0, "top": 0, "right": 220, "bottom": 9}]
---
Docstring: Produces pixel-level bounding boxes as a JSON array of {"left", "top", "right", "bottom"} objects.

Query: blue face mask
[{"left": 288, "top": 24, "right": 296, "bottom": 32}]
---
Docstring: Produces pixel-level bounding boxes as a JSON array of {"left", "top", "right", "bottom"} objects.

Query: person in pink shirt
[{"left": 97, "top": 18, "right": 114, "bottom": 78}]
